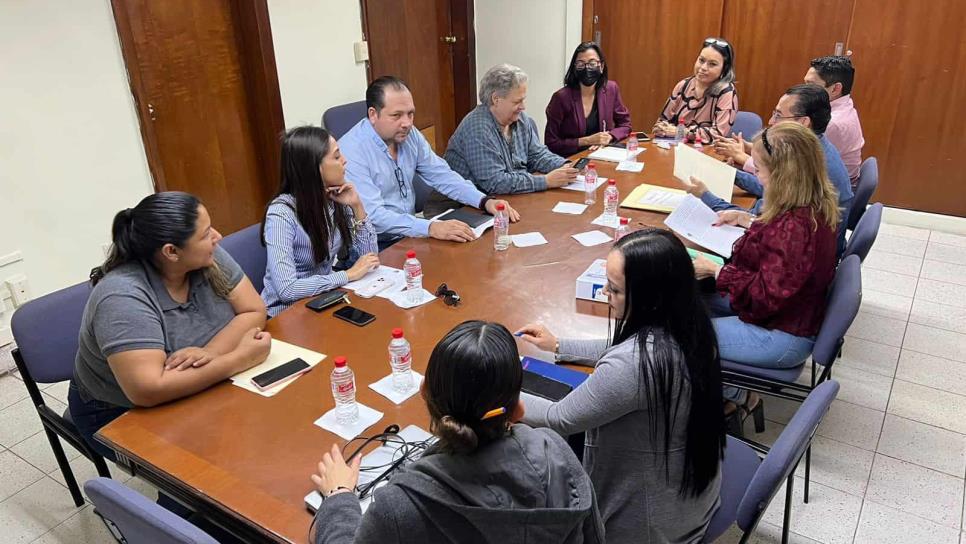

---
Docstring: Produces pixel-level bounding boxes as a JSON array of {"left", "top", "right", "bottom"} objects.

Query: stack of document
[
  {"left": 620, "top": 184, "right": 687, "bottom": 213},
  {"left": 588, "top": 146, "right": 644, "bottom": 163},
  {"left": 673, "top": 143, "right": 737, "bottom": 202},
  {"left": 663, "top": 195, "right": 746, "bottom": 258}
]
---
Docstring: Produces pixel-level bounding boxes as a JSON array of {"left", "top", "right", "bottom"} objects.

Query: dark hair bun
[{"left": 435, "top": 415, "right": 479, "bottom": 454}]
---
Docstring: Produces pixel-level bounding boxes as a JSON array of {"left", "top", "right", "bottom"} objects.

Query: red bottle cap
[
  {"left": 496, "top": 203, "right": 505, "bottom": 210},
  {"left": 406, "top": 250, "right": 416, "bottom": 258},
  {"left": 619, "top": 217, "right": 629, "bottom": 225},
  {"left": 608, "top": 179, "right": 617, "bottom": 185},
  {"left": 334, "top": 356, "right": 347, "bottom": 368},
  {"left": 391, "top": 328, "right": 404, "bottom": 339},
  {"left": 588, "top": 162, "right": 596, "bottom": 169}
]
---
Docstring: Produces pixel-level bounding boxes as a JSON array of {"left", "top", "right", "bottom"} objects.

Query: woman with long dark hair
[
  {"left": 517, "top": 229, "right": 725, "bottom": 543},
  {"left": 309, "top": 321, "right": 604, "bottom": 543},
  {"left": 653, "top": 37, "right": 738, "bottom": 141},
  {"left": 70, "top": 192, "right": 270, "bottom": 461},
  {"left": 544, "top": 41, "right": 632, "bottom": 156},
  {"left": 261, "top": 126, "right": 379, "bottom": 317}
]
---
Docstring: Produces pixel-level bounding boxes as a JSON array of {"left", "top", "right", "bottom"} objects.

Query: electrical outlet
[{"left": 5, "top": 275, "right": 30, "bottom": 307}]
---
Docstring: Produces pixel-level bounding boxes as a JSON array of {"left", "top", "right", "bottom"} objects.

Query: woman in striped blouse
[{"left": 261, "top": 126, "right": 379, "bottom": 317}]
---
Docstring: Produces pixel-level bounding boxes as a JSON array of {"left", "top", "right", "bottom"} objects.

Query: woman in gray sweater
[
  {"left": 517, "top": 228, "right": 727, "bottom": 543},
  {"left": 309, "top": 320, "right": 605, "bottom": 544}
]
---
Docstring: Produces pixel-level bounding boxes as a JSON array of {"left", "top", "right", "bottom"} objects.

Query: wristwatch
[{"left": 479, "top": 195, "right": 493, "bottom": 212}]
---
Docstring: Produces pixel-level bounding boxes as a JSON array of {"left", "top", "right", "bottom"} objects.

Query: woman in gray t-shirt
[
  {"left": 69, "top": 191, "right": 271, "bottom": 460},
  {"left": 516, "top": 228, "right": 726, "bottom": 543}
]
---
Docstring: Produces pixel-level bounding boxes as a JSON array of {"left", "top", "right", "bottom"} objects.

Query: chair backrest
[
  {"left": 11, "top": 281, "right": 93, "bottom": 383},
  {"left": 842, "top": 203, "right": 883, "bottom": 262},
  {"left": 85, "top": 478, "right": 218, "bottom": 544},
  {"left": 812, "top": 255, "right": 862, "bottom": 367},
  {"left": 413, "top": 175, "right": 432, "bottom": 214},
  {"left": 736, "top": 380, "right": 840, "bottom": 533},
  {"left": 322, "top": 100, "right": 368, "bottom": 140},
  {"left": 219, "top": 223, "right": 267, "bottom": 293},
  {"left": 731, "top": 111, "right": 763, "bottom": 139},
  {"left": 848, "top": 157, "right": 878, "bottom": 231}
]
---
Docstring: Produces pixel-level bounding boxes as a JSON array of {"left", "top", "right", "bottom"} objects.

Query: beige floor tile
[
  {"left": 0, "top": 477, "right": 84, "bottom": 543},
  {"left": 866, "top": 454, "right": 964, "bottom": 529},
  {"left": 888, "top": 379, "right": 966, "bottom": 434},
  {"left": 838, "top": 336, "right": 900, "bottom": 377},
  {"left": 861, "top": 268, "right": 919, "bottom": 298},
  {"left": 864, "top": 250, "right": 923, "bottom": 277},
  {"left": 877, "top": 414, "right": 966, "bottom": 478},
  {"left": 0, "top": 374, "right": 29, "bottom": 412},
  {"left": 827, "top": 364, "right": 894, "bottom": 411},
  {"left": 854, "top": 500, "right": 961, "bottom": 544},
  {"left": 792, "top": 435, "right": 876, "bottom": 497},
  {"left": 872, "top": 233, "right": 928, "bottom": 259},
  {"left": 0, "top": 450, "right": 45, "bottom": 502},
  {"left": 847, "top": 311, "right": 908, "bottom": 348},
  {"left": 817, "top": 399, "right": 885, "bottom": 451},
  {"left": 0, "top": 397, "right": 54, "bottom": 449},
  {"left": 860, "top": 289, "right": 914, "bottom": 321},
  {"left": 43, "top": 381, "right": 70, "bottom": 406},
  {"left": 910, "top": 298, "right": 966, "bottom": 335},
  {"left": 896, "top": 349, "right": 966, "bottom": 395},
  {"left": 917, "top": 279, "right": 966, "bottom": 310},
  {"left": 930, "top": 231, "right": 966, "bottom": 248},
  {"left": 879, "top": 223, "right": 931, "bottom": 241},
  {"left": 926, "top": 242, "right": 966, "bottom": 266},
  {"left": 761, "top": 476, "right": 862, "bottom": 544},
  {"left": 31, "top": 504, "right": 114, "bottom": 544},
  {"left": 921, "top": 259, "right": 966, "bottom": 287},
  {"left": 9, "top": 431, "right": 82, "bottom": 475},
  {"left": 49, "top": 456, "right": 133, "bottom": 500},
  {"left": 903, "top": 323, "right": 966, "bottom": 364}
]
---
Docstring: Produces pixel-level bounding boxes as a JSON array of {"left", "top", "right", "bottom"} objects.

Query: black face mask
[{"left": 577, "top": 67, "right": 601, "bottom": 87}]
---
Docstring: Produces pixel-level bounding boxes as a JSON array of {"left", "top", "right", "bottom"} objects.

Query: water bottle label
[
  {"left": 406, "top": 266, "right": 422, "bottom": 280},
  {"left": 395, "top": 353, "right": 411, "bottom": 365},
  {"left": 336, "top": 382, "right": 354, "bottom": 394}
]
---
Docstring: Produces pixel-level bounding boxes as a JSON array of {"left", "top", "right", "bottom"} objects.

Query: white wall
[
  {"left": 0, "top": 0, "right": 155, "bottom": 334},
  {"left": 474, "top": 0, "right": 583, "bottom": 136},
  {"left": 267, "top": 0, "right": 369, "bottom": 128}
]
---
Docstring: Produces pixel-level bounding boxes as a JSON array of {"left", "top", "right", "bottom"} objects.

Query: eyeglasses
[
  {"left": 435, "top": 283, "right": 461, "bottom": 306},
  {"left": 761, "top": 128, "right": 773, "bottom": 155},
  {"left": 704, "top": 37, "right": 731, "bottom": 49},
  {"left": 394, "top": 166, "right": 409, "bottom": 198},
  {"left": 574, "top": 60, "right": 602, "bottom": 70},
  {"left": 771, "top": 109, "right": 803, "bottom": 121}
]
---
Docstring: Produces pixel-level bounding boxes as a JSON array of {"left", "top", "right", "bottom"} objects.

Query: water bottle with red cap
[
  {"left": 388, "top": 328, "right": 414, "bottom": 392},
  {"left": 584, "top": 162, "right": 598, "bottom": 205},
  {"left": 614, "top": 217, "right": 630, "bottom": 240},
  {"left": 330, "top": 356, "right": 359, "bottom": 424},
  {"left": 403, "top": 250, "right": 422, "bottom": 303},
  {"left": 493, "top": 202, "right": 510, "bottom": 251}
]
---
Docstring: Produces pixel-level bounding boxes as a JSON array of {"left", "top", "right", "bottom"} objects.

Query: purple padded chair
[
  {"left": 86, "top": 478, "right": 218, "bottom": 544},
  {"left": 721, "top": 255, "right": 861, "bottom": 502},
  {"left": 704, "top": 380, "right": 840, "bottom": 544},
  {"left": 731, "top": 111, "right": 763, "bottom": 139},
  {"left": 842, "top": 203, "right": 883, "bottom": 263},
  {"left": 11, "top": 281, "right": 112, "bottom": 507},
  {"left": 848, "top": 157, "right": 878, "bottom": 232},
  {"left": 322, "top": 100, "right": 367, "bottom": 140},
  {"left": 219, "top": 224, "right": 267, "bottom": 293}
]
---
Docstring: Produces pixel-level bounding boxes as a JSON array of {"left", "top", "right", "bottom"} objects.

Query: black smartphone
[
  {"left": 635, "top": 131, "right": 651, "bottom": 141},
  {"left": 572, "top": 157, "right": 590, "bottom": 171},
  {"left": 251, "top": 358, "right": 311, "bottom": 391},
  {"left": 522, "top": 370, "right": 574, "bottom": 401},
  {"left": 333, "top": 306, "right": 376, "bottom": 327}
]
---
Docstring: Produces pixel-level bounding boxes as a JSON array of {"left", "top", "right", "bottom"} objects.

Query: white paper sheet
[
  {"left": 673, "top": 143, "right": 737, "bottom": 202},
  {"left": 388, "top": 288, "right": 437, "bottom": 309},
  {"left": 655, "top": 141, "right": 672, "bottom": 150},
  {"left": 572, "top": 230, "right": 614, "bottom": 247},
  {"left": 511, "top": 232, "right": 549, "bottom": 247},
  {"left": 639, "top": 188, "right": 686, "bottom": 209},
  {"left": 230, "top": 340, "right": 326, "bottom": 397},
  {"left": 663, "top": 195, "right": 746, "bottom": 258},
  {"left": 314, "top": 402, "right": 384, "bottom": 441},
  {"left": 368, "top": 372, "right": 425, "bottom": 405},
  {"left": 552, "top": 202, "right": 589, "bottom": 215},
  {"left": 561, "top": 175, "right": 608, "bottom": 192},
  {"left": 343, "top": 266, "right": 406, "bottom": 299},
  {"left": 616, "top": 160, "right": 644, "bottom": 172},
  {"left": 591, "top": 214, "right": 621, "bottom": 228},
  {"left": 588, "top": 146, "right": 644, "bottom": 163}
]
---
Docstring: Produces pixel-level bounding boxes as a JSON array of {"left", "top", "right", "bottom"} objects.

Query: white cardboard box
[{"left": 576, "top": 259, "right": 608, "bottom": 303}]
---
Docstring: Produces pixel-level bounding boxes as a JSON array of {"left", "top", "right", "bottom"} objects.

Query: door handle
[{"left": 440, "top": 35, "right": 457, "bottom": 44}]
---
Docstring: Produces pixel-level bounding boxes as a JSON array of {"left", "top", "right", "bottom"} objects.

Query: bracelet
[{"left": 325, "top": 486, "right": 354, "bottom": 498}]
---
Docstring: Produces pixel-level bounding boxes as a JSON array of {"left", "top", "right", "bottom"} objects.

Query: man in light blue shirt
[{"left": 339, "top": 77, "right": 519, "bottom": 247}]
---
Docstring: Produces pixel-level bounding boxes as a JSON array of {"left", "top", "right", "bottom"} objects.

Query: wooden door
[
  {"left": 362, "top": 0, "right": 475, "bottom": 153},
  {"left": 720, "top": 0, "right": 854, "bottom": 123},
  {"left": 847, "top": 0, "right": 966, "bottom": 216},
  {"left": 111, "top": 0, "right": 285, "bottom": 234},
  {"left": 590, "top": 0, "right": 725, "bottom": 132}
]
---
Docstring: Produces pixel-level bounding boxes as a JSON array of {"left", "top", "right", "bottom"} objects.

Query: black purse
[{"left": 305, "top": 289, "right": 350, "bottom": 312}]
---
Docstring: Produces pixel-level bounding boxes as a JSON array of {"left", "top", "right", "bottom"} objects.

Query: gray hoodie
[{"left": 312, "top": 424, "right": 605, "bottom": 544}]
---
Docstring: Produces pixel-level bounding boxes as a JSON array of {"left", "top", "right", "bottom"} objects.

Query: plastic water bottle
[
  {"left": 675, "top": 120, "right": 687, "bottom": 144},
  {"left": 626, "top": 133, "right": 639, "bottom": 157},
  {"left": 330, "top": 356, "right": 359, "bottom": 425},
  {"left": 614, "top": 217, "right": 630, "bottom": 240},
  {"left": 584, "top": 162, "right": 598, "bottom": 205},
  {"left": 403, "top": 250, "right": 422, "bottom": 304},
  {"left": 603, "top": 180, "right": 620, "bottom": 224},
  {"left": 388, "top": 328, "right": 414, "bottom": 393},
  {"left": 493, "top": 203, "right": 510, "bottom": 251}
]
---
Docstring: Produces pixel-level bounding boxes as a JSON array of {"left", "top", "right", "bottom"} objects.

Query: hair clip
[{"left": 481, "top": 407, "right": 507, "bottom": 420}]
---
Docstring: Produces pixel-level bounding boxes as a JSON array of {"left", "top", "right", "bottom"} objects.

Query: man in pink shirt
[{"left": 804, "top": 56, "right": 865, "bottom": 187}]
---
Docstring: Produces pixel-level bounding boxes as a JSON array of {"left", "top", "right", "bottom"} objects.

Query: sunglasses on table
[{"left": 435, "top": 283, "right": 461, "bottom": 306}]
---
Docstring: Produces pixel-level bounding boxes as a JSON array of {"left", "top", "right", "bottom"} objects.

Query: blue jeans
[
  {"left": 706, "top": 294, "right": 815, "bottom": 402},
  {"left": 67, "top": 381, "right": 128, "bottom": 462}
]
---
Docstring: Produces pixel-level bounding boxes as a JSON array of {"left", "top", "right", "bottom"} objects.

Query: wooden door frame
[
  {"left": 110, "top": 0, "right": 285, "bottom": 195},
  {"left": 358, "top": 0, "right": 477, "bottom": 125}
]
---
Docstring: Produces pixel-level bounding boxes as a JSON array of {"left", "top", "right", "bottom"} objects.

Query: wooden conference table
[{"left": 98, "top": 141, "right": 755, "bottom": 543}]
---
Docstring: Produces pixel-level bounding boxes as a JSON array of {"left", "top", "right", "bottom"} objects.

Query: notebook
[{"left": 521, "top": 356, "right": 589, "bottom": 389}]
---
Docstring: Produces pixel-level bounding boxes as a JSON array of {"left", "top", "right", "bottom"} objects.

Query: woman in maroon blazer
[{"left": 545, "top": 42, "right": 632, "bottom": 156}]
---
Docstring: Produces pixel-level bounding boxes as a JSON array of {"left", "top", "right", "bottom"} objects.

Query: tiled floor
[{"left": 1, "top": 222, "right": 965, "bottom": 543}]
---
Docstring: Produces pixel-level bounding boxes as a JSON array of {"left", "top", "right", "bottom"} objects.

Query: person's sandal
[{"left": 741, "top": 392, "right": 766, "bottom": 434}]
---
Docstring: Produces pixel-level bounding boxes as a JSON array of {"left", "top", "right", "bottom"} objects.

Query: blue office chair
[
  {"left": 842, "top": 203, "right": 883, "bottom": 263},
  {"left": 731, "top": 111, "right": 763, "bottom": 139},
  {"left": 848, "top": 157, "right": 878, "bottom": 232},
  {"left": 322, "top": 101, "right": 368, "bottom": 140},
  {"left": 86, "top": 478, "right": 219, "bottom": 544},
  {"left": 721, "top": 255, "right": 861, "bottom": 502},
  {"left": 11, "top": 281, "right": 113, "bottom": 507},
  {"left": 704, "top": 381, "right": 840, "bottom": 544},
  {"left": 220, "top": 224, "right": 267, "bottom": 293}
]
